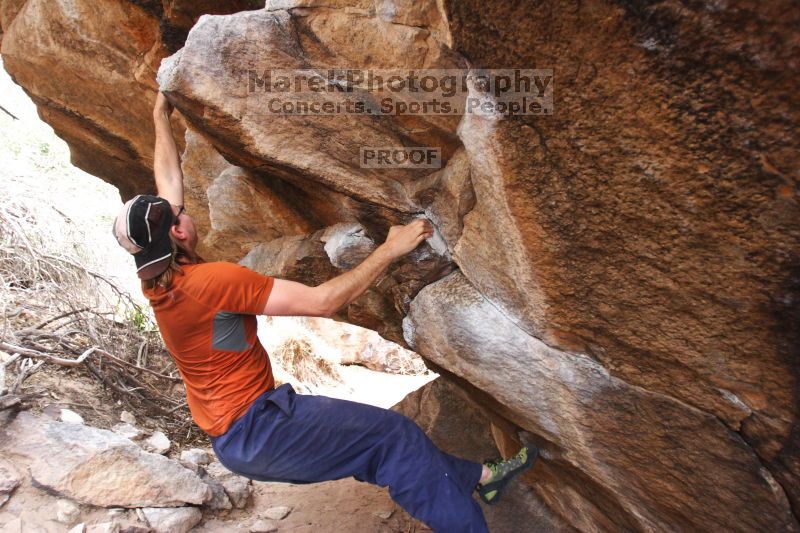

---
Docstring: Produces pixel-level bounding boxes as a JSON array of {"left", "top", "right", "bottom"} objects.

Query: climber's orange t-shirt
[{"left": 142, "top": 262, "right": 275, "bottom": 437}]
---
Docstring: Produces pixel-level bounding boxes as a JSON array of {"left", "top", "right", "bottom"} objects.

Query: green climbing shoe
[{"left": 476, "top": 444, "right": 538, "bottom": 505}]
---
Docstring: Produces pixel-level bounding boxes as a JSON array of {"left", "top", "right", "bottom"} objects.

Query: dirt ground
[{"left": 197, "top": 478, "right": 431, "bottom": 533}]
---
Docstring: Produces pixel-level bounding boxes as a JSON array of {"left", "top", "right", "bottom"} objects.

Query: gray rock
[
  {"left": 248, "top": 519, "right": 277, "bottom": 533},
  {"left": 143, "top": 431, "right": 171, "bottom": 455},
  {"left": 141, "top": 507, "right": 202, "bottom": 533},
  {"left": 179, "top": 448, "right": 211, "bottom": 466},
  {"left": 119, "top": 411, "right": 136, "bottom": 425},
  {"left": 260, "top": 505, "right": 292, "bottom": 521},
  {"left": 321, "top": 223, "right": 375, "bottom": 269},
  {"left": 0, "top": 457, "right": 21, "bottom": 505},
  {"left": 67, "top": 524, "right": 86, "bottom": 533},
  {"left": 111, "top": 423, "right": 144, "bottom": 441},
  {"left": 3, "top": 412, "right": 210, "bottom": 507},
  {"left": 60, "top": 409, "right": 85, "bottom": 425},
  {"left": 197, "top": 465, "right": 232, "bottom": 510},
  {"left": 56, "top": 498, "right": 81, "bottom": 524},
  {"left": 206, "top": 461, "right": 252, "bottom": 509}
]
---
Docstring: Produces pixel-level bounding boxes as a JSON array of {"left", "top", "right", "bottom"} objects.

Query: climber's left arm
[{"left": 152, "top": 92, "right": 184, "bottom": 209}]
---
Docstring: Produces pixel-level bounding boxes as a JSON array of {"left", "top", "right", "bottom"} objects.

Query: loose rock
[
  {"left": 249, "top": 519, "right": 277, "bottom": 533},
  {"left": 143, "top": 431, "right": 171, "bottom": 455},
  {"left": 261, "top": 505, "right": 292, "bottom": 521},
  {"left": 60, "top": 408, "right": 85, "bottom": 425},
  {"left": 206, "top": 461, "right": 252, "bottom": 509},
  {"left": 56, "top": 498, "right": 81, "bottom": 524},
  {"left": 180, "top": 448, "right": 211, "bottom": 466},
  {"left": 196, "top": 465, "right": 232, "bottom": 511},
  {"left": 111, "top": 423, "right": 144, "bottom": 441},
  {"left": 120, "top": 411, "right": 136, "bottom": 425},
  {"left": 141, "top": 507, "right": 202, "bottom": 533}
]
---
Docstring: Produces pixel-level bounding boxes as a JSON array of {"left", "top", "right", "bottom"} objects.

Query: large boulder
[
  {"left": 156, "top": 5, "right": 464, "bottom": 214},
  {"left": 2, "top": 0, "right": 799, "bottom": 530},
  {"left": 444, "top": 0, "right": 800, "bottom": 522},
  {"left": 0, "top": 412, "right": 211, "bottom": 507},
  {"left": 181, "top": 127, "right": 314, "bottom": 261},
  {"left": 404, "top": 272, "right": 797, "bottom": 532}
]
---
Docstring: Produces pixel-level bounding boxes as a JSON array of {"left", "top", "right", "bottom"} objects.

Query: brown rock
[
  {"left": 0, "top": 0, "right": 166, "bottom": 198},
  {"left": 446, "top": 0, "right": 800, "bottom": 517},
  {"left": 404, "top": 272, "right": 798, "bottom": 532},
  {"left": 156, "top": 6, "right": 463, "bottom": 214},
  {"left": 0, "top": 412, "right": 211, "bottom": 507},
  {"left": 4, "top": 0, "right": 799, "bottom": 529},
  {"left": 181, "top": 128, "right": 314, "bottom": 261},
  {"left": 0, "top": 0, "right": 268, "bottom": 198}
]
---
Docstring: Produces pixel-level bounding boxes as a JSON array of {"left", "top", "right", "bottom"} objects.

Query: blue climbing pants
[{"left": 209, "top": 384, "right": 489, "bottom": 533}]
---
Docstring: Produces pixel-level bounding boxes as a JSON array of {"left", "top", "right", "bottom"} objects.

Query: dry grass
[
  {"left": 0, "top": 184, "right": 206, "bottom": 447},
  {"left": 271, "top": 337, "right": 343, "bottom": 389}
]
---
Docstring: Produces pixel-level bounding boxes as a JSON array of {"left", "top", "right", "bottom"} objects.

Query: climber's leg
[{"left": 210, "top": 383, "right": 489, "bottom": 533}]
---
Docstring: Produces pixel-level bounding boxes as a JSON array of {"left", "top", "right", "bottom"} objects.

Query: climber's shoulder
[{"left": 181, "top": 261, "right": 270, "bottom": 285}]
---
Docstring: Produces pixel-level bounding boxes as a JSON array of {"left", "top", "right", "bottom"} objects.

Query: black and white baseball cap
[{"left": 112, "top": 195, "right": 175, "bottom": 280}]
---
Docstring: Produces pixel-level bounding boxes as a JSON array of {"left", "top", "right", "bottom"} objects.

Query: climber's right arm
[
  {"left": 262, "top": 246, "right": 395, "bottom": 318},
  {"left": 262, "top": 219, "right": 433, "bottom": 318},
  {"left": 152, "top": 92, "right": 184, "bottom": 208}
]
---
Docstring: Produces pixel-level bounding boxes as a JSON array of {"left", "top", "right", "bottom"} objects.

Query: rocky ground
[
  {"left": 0, "top": 373, "right": 558, "bottom": 533},
  {"left": 0, "top": 308, "right": 442, "bottom": 533},
  {"left": 0, "top": 407, "right": 432, "bottom": 533}
]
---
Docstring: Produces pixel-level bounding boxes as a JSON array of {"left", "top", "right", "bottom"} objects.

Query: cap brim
[{"left": 134, "top": 237, "right": 172, "bottom": 280}]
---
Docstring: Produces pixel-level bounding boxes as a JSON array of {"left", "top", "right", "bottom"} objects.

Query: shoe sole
[{"left": 477, "top": 444, "right": 539, "bottom": 505}]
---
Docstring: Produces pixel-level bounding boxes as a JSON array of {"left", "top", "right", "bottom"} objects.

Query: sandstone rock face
[
  {"left": 2, "top": 0, "right": 798, "bottom": 530},
  {"left": 444, "top": 0, "right": 800, "bottom": 520},
  {"left": 181, "top": 127, "right": 314, "bottom": 261},
  {"left": 404, "top": 272, "right": 797, "bottom": 532},
  {"left": 156, "top": 5, "right": 463, "bottom": 214},
  {"left": 1, "top": 412, "right": 211, "bottom": 507},
  {"left": 0, "top": 0, "right": 266, "bottom": 198}
]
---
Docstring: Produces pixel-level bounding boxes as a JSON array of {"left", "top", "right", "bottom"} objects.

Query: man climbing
[{"left": 112, "top": 92, "right": 536, "bottom": 532}]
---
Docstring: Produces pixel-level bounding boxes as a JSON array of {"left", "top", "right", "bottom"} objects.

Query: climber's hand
[
  {"left": 382, "top": 219, "right": 434, "bottom": 260},
  {"left": 153, "top": 92, "right": 174, "bottom": 119}
]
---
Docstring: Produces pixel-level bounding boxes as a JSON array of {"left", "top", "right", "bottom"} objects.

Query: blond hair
[{"left": 142, "top": 235, "right": 197, "bottom": 291}]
